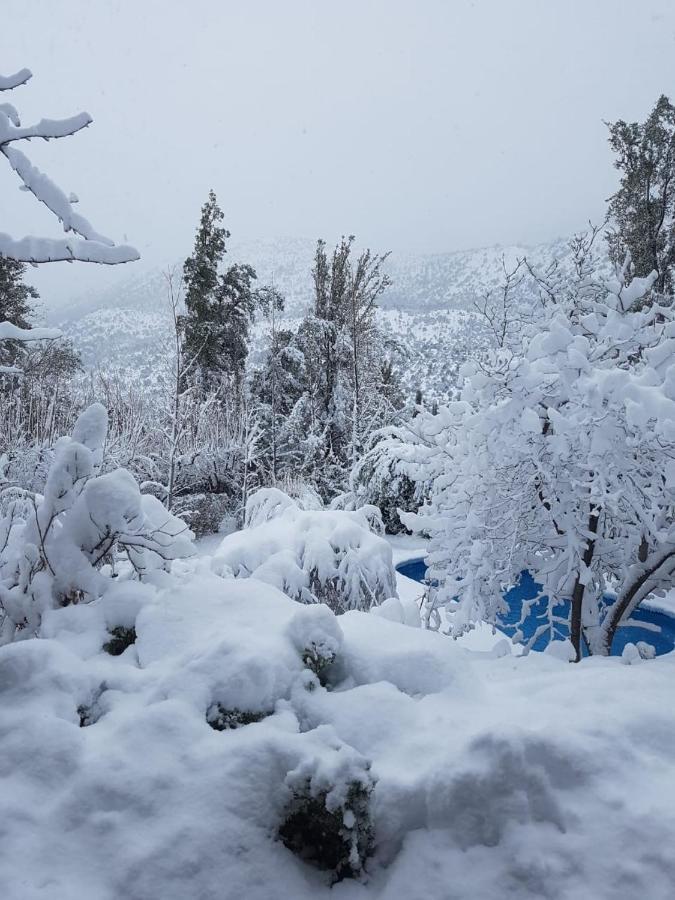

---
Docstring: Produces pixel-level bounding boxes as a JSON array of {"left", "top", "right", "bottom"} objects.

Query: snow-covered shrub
[
  {"left": 213, "top": 489, "right": 397, "bottom": 613},
  {"left": 206, "top": 704, "right": 267, "bottom": 730},
  {"left": 370, "top": 596, "right": 421, "bottom": 628},
  {"left": 102, "top": 625, "right": 137, "bottom": 656},
  {"left": 0, "top": 404, "right": 194, "bottom": 643},
  {"left": 279, "top": 735, "right": 375, "bottom": 881},
  {"left": 244, "top": 486, "right": 298, "bottom": 528},
  {"left": 287, "top": 604, "right": 344, "bottom": 685}
]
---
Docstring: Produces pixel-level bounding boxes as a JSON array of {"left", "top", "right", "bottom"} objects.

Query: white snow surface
[{"left": 1, "top": 553, "right": 675, "bottom": 899}]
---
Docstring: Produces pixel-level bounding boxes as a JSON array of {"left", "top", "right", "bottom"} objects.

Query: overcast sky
[{"left": 3, "top": 0, "right": 675, "bottom": 305}]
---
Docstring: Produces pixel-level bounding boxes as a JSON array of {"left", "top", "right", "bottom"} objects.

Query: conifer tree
[
  {"left": 606, "top": 95, "right": 675, "bottom": 295},
  {"left": 0, "top": 258, "right": 38, "bottom": 369},
  {"left": 182, "top": 190, "right": 260, "bottom": 394}
]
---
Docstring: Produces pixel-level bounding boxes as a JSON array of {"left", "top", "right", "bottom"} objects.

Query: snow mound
[{"left": 2, "top": 564, "right": 675, "bottom": 899}]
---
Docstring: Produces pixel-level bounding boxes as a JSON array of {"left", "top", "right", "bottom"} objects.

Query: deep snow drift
[{"left": 2, "top": 550, "right": 675, "bottom": 900}]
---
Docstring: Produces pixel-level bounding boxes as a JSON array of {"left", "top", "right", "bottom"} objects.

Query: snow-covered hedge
[
  {"left": 212, "top": 488, "right": 397, "bottom": 612},
  {"left": 0, "top": 404, "right": 193, "bottom": 643}
]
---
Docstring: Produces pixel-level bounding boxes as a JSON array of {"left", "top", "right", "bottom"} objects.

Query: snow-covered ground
[{"left": 3, "top": 537, "right": 674, "bottom": 899}]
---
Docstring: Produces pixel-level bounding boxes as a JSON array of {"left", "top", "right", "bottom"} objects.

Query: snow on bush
[
  {"left": 370, "top": 595, "right": 422, "bottom": 628},
  {"left": 0, "top": 404, "right": 193, "bottom": 643},
  {"left": 286, "top": 603, "right": 344, "bottom": 684},
  {"left": 212, "top": 488, "right": 397, "bottom": 612},
  {"left": 279, "top": 728, "right": 375, "bottom": 880}
]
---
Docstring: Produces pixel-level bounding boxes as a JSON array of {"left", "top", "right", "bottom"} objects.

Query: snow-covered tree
[
  {"left": 402, "top": 230, "right": 675, "bottom": 659},
  {"left": 347, "top": 423, "right": 423, "bottom": 534},
  {"left": 606, "top": 95, "right": 675, "bottom": 296},
  {"left": 0, "top": 404, "right": 193, "bottom": 643},
  {"left": 181, "top": 191, "right": 264, "bottom": 396},
  {"left": 0, "top": 67, "right": 138, "bottom": 265}
]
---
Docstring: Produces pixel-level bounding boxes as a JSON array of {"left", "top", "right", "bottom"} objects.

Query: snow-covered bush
[
  {"left": 0, "top": 404, "right": 193, "bottom": 643},
  {"left": 402, "top": 231, "right": 675, "bottom": 659},
  {"left": 279, "top": 733, "right": 375, "bottom": 881},
  {"left": 212, "top": 489, "right": 397, "bottom": 613},
  {"left": 178, "top": 492, "right": 233, "bottom": 537},
  {"left": 287, "top": 603, "right": 344, "bottom": 685}
]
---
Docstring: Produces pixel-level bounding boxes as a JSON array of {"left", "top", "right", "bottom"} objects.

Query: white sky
[{"left": 3, "top": 0, "right": 675, "bottom": 305}]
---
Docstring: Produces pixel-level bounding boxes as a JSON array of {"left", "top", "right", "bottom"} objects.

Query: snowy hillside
[{"left": 52, "top": 236, "right": 568, "bottom": 398}]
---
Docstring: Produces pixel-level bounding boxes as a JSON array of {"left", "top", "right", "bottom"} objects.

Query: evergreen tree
[
  {"left": 606, "top": 95, "right": 675, "bottom": 295},
  {"left": 0, "top": 258, "right": 39, "bottom": 369},
  {"left": 181, "top": 190, "right": 260, "bottom": 394}
]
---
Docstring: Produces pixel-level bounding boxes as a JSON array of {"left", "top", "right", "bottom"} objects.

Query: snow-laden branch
[
  {"left": 0, "top": 111, "right": 91, "bottom": 144},
  {"left": 0, "top": 69, "right": 31, "bottom": 92},
  {"left": 0, "top": 67, "right": 139, "bottom": 265},
  {"left": 0, "top": 233, "right": 138, "bottom": 266},
  {"left": 0, "top": 321, "right": 61, "bottom": 341}
]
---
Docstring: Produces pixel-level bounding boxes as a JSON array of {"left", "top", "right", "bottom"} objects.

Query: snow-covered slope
[{"left": 51, "top": 236, "right": 569, "bottom": 398}]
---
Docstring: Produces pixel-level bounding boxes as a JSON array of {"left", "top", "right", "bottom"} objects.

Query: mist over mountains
[{"left": 50, "top": 235, "right": 573, "bottom": 398}]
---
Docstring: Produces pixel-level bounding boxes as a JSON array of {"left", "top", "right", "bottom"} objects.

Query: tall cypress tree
[{"left": 181, "top": 190, "right": 259, "bottom": 394}]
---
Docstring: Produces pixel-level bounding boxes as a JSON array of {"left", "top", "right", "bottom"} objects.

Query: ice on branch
[{"left": 0, "top": 67, "right": 139, "bottom": 265}]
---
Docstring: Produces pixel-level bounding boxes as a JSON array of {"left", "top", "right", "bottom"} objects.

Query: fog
[{"left": 3, "top": 0, "right": 675, "bottom": 305}]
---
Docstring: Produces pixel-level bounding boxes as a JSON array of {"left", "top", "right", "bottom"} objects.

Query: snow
[
  {"left": 0, "top": 320, "right": 62, "bottom": 341},
  {"left": 212, "top": 490, "right": 397, "bottom": 612},
  {"left": 2, "top": 560, "right": 675, "bottom": 899},
  {"left": 1, "top": 67, "right": 139, "bottom": 266}
]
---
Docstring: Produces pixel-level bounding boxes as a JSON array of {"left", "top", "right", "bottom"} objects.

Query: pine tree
[
  {"left": 181, "top": 190, "right": 260, "bottom": 395},
  {"left": 606, "top": 95, "right": 675, "bottom": 295}
]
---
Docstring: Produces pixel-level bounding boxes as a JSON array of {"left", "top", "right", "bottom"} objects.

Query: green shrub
[
  {"left": 279, "top": 776, "right": 374, "bottom": 881},
  {"left": 206, "top": 703, "right": 267, "bottom": 731},
  {"left": 102, "top": 625, "right": 136, "bottom": 656}
]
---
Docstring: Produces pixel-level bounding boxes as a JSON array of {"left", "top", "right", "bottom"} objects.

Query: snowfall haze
[{"left": 3, "top": 0, "right": 675, "bottom": 305}]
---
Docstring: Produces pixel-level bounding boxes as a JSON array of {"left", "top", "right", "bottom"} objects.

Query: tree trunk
[{"left": 569, "top": 511, "right": 599, "bottom": 662}]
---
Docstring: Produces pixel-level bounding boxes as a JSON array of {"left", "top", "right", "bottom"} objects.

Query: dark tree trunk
[{"left": 569, "top": 511, "right": 599, "bottom": 662}]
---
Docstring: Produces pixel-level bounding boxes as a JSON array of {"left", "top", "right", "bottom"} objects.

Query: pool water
[{"left": 396, "top": 558, "right": 675, "bottom": 657}]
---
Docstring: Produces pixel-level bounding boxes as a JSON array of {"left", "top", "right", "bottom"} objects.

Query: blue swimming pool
[{"left": 396, "top": 558, "right": 675, "bottom": 656}]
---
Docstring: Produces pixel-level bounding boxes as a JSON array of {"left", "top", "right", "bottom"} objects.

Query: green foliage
[
  {"left": 181, "top": 190, "right": 261, "bottom": 393},
  {"left": 206, "top": 704, "right": 267, "bottom": 730},
  {"left": 103, "top": 626, "right": 137, "bottom": 656},
  {"left": 278, "top": 778, "right": 374, "bottom": 881},
  {"left": 607, "top": 94, "right": 675, "bottom": 295},
  {"left": 0, "top": 257, "right": 39, "bottom": 369},
  {"left": 301, "top": 643, "right": 336, "bottom": 686}
]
